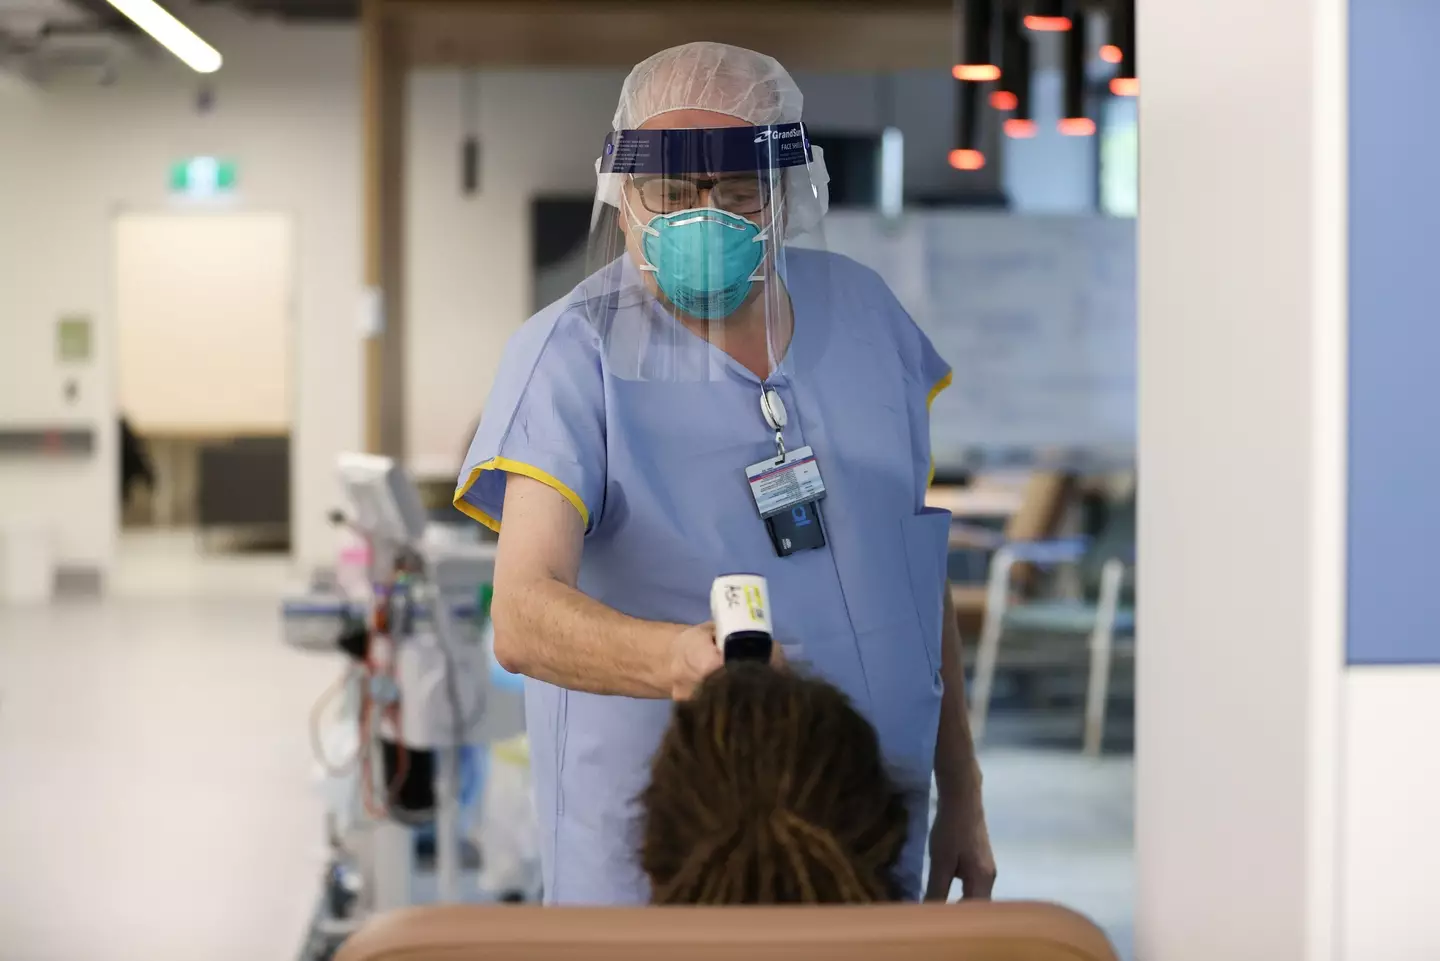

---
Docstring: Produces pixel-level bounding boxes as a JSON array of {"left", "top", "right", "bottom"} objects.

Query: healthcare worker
[{"left": 455, "top": 42, "right": 994, "bottom": 905}]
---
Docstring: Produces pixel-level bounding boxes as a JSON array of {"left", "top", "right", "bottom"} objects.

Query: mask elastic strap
[
  {"left": 748, "top": 222, "right": 771, "bottom": 283},
  {"left": 622, "top": 190, "right": 661, "bottom": 234},
  {"left": 621, "top": 193, "right": 661, "bottom": 274}
]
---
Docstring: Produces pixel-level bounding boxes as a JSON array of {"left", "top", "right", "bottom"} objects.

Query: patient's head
[{"left": 640, "top": 664, "right": 909, "bottom": 904}]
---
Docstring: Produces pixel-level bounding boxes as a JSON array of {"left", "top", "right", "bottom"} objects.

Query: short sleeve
[
  {"left": 917, "top": 328, "right": 953, "bottom": 413},
  {"left": 453, "top": 308, "right": 605, "bottom": 533}
]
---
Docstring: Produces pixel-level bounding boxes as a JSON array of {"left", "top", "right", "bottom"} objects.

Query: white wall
[
  {"left": 0, "top": 14, "right": 360, "bottom": 570},
  {"left": 1341, "top": 668, "right": 1440, "bottom": 960},
  {"left": 404, "top": 68, "right": 626, "bottom": 475}
]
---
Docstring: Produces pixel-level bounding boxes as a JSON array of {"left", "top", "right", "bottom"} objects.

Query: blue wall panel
[{"left": 1348, "top": 0, "right": 1440, "bottom": 663}]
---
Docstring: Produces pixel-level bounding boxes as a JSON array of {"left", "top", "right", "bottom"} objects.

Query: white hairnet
[
  {"left": 613, "top": 41, "right": 803, "bottom": 130},
  {"left": 600, "top": 41, "right": 829, "bottom": 239}
]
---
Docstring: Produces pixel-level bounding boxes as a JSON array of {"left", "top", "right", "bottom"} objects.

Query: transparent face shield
[{"left": 582, "top": 122, "right": 832, "bottom": 383}]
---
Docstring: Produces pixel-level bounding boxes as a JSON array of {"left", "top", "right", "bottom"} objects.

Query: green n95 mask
[{"left": 634, "top": 206, "right": 767, "bottom": 321}]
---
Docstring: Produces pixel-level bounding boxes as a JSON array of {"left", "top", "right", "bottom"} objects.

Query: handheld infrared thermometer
[{"left": 710, "top": 574, "right": 774, "bottom": 663}]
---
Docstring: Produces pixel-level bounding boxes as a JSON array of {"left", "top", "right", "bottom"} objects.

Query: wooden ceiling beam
[{"left": 390, "top": 1, "right": 954, "bottom": 70}]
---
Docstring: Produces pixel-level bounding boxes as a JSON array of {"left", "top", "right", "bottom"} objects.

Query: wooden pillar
[{"left": 361, "top": 0, "right": 406, "bottom": 457}]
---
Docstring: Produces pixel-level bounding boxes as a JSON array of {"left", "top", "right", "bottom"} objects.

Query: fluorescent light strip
[{"left": 104, "top": 0, "right": 222, "bottom": 73}]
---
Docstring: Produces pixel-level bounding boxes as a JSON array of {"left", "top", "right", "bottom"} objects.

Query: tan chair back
[
  {"left": 335, "top": 902, "right": 1119, "bottom": 961},
  {"left": 1004, "top": 471, "right": 1075, "bottom": 544}
]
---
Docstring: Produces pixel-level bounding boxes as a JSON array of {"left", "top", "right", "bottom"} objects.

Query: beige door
[
  {"left": 115, "top": 212, "right": 294, "bottom": 527},
  {"left": 115, "top": 211, "right": 293, "bottom": 433}
]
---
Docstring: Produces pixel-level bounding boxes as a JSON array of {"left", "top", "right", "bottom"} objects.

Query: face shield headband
[{"left": 598, "top": 122, "right": 814, "bottom": 177}]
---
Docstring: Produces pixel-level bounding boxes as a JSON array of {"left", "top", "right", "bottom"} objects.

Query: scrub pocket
[
  {"left": 849, "top": 509, "right": 951, "bottom": 784},
  {"left": 900, "top": 507, "right": 953, "bottom": 686}
]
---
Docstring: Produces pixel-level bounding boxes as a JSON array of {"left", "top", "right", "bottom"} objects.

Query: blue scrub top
[{"left": 456, "top": 248, "right": 954, "bottom": 904}]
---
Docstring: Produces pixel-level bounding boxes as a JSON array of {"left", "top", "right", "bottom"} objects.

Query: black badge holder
[{"left": 754, "top": 386, "right": 826, "bottom": 557}]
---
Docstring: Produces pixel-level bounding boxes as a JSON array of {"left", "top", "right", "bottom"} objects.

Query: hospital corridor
[{"left": 1, "top": 1, "right": 1437, "bottom": 960}]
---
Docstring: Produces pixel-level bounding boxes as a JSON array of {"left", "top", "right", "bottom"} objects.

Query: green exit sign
[{"left": 170, "top": 157, "right": 237, "bottom": 197}]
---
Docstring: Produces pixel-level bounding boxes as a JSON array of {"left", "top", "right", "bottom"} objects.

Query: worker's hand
[
  {"left": 668, "top": 625, "right": 791, "bottom": 700},
  {"left": 768, "top": 642, "right": 789, "bottom": 670},
  {"left": 668, "top": 622, "right": 724, "bottom": 700},
  {"left": 925, "top": 790, "right": 997, "bottom": 902}
]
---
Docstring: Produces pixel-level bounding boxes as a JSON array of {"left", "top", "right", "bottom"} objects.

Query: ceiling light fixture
[
  {"left": 949, "top": 78, "right": 986, "bottom": 170},
  {"left": 953, "top": 0, "right": 1000, "bottom": 82},
  {"left": 1059, "top": 6, "right": 1094, "bottom": 135},
  {"left": 990, "top": 5, "right": 1022, "bottom": 110},
  {"left": 1024, "top": 0, "right": 1071, "bottom": 33},
  {"left": 1110, "top": 0, "right": 1137, "bottom": 96},
  {"left": 104, "top": 0, "right": 222, "bottom": 73},
  {"left": 1003, "top": 28, "right": 1036, "bottom": 138}
]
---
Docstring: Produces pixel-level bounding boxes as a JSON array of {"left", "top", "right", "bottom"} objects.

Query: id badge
[{"left": 745, "top": 446, "right": 827, "bottom": 557}]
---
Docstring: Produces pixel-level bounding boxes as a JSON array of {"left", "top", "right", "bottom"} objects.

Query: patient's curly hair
[{"left": 639, "top": 664, "right": 910, "bottom": 904}]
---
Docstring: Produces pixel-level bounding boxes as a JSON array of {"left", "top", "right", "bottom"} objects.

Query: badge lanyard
[{"left": 745, "top": 385, "right": 828, "bottom": 557}]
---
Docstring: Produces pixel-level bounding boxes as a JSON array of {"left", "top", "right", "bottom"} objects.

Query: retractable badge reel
[{"left": 744, "top": 387, "right": 827, "bottom": 557}]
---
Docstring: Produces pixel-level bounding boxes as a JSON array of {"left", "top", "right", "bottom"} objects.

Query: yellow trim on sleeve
[
  {"left": 451, "top": 488, "right": 501, "bottom": 533},
  {"left": 925, "top": 370, "right": 954, "bottom": 489},
  {"left": 452, "top": 456, "right": 591, "bottom": 533},
  {"left": 927, "top": 369, "right": 954, "bottom": 411}
]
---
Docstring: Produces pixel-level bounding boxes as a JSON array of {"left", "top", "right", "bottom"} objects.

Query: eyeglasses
[{"left": 631, "top": 175, "right": 772, "bottom": 215}]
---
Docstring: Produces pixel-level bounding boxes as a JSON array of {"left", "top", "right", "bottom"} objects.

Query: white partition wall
[{"left": 1137, "top": 0, "right": 1347, "bottom": 958}]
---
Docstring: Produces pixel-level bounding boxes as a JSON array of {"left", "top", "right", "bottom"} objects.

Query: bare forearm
[
  {"left": 935, "top": 583, "right": 983, "bottom": 799},
  {"left": 492, "top": 575, "right": 679, "bottom": 699}
]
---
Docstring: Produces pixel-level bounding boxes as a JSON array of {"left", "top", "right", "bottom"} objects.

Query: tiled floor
[
  {"left": 0, "top": 532, "right": 1134, "bottom": 961},
  {"left": 0, "top": 536, "right": 336, "bottom": 961},
  {"left": 975, "top": 749, "right": 1134, "bottom": 960}
]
